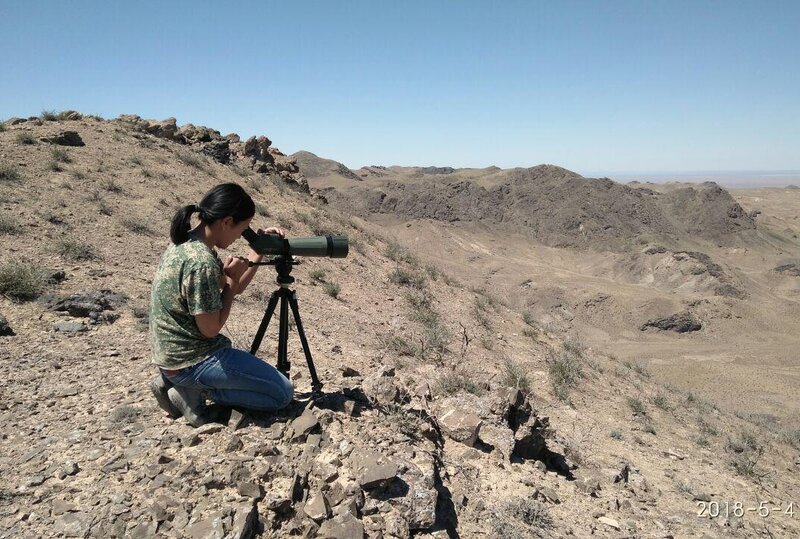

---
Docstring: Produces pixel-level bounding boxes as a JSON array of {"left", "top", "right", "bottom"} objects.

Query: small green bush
[
  {"left": 121, "top": 217, "right": 154, "bottom": 235},
  {"left": 725, "top": 431, "right": 764, "bottom": 477},
  {"left": 548, "top": 348, "right": 583, "bottom": 401},
  {"left": 382, "top": 335, "right": 416, "bottom": 357},
  {"left": 385, "top": 241, "right": 417, "bottom": 265},
  {"left": 100, "top": 177, "right": 123, "bottom": 193},
  {"left": 502, "top": 357, "right": 531, "bottom": 393},
  {"left": 322, "top": 281, "right": 341, "bottom": 298},
  {"left": 309, "top": 268, "right": 327, "bottom": 282},
  {"left": 55, "top": 238, "right": 99, "bottom": 261},
  {"left": 522, "top": 311, "right": 536, "bottom": 326},
  {"left": 50, "top": 147, "right": 71, "bottom": 163},
  {"left": 177, "top": 150, "right": 208, "bottom": 170},
  {"left": 0, "top": 214, "right": 19, "bottom": 235},
  {"left": 255, "top": 203, "right": 270, "bottom": 217},
  {"left": 389, "top": 267, "right": 427, "bottom": 288},
  {"left": 40, "top": 109, "right": 59, "bottom": 121},
  {"left": 610, "top": 430, "right": 623, "bottom": 440},
  {"left": 15, "top": 132, "right": 35, "bottom": 145},
  {"left": 649, "top": 393, "right": 671, "bottom": 411},
  {"left": 627, "top": 397, "right": 647, "bottom": 416},
  {"left": 0, "top": 261, "right": 51, "bottom": 301},
  {"left": 435, "top": 370, "right": 482, "bottom": 396},
  {"left": 128, "top": 155, "right": 143, "bottom": 166}
]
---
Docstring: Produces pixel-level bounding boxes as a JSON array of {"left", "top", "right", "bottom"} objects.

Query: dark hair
[{"left": 170, "top": 183, "right": 255, "bottom": 245}]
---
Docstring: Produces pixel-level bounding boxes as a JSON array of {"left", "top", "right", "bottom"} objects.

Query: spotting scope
[{"left": 242, "top": 227, "right": 348, "bottom": 258}]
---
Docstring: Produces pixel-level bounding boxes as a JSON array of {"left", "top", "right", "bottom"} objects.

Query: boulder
[
  {"left": 304, "top": 491, "right": 331, "bottom": 521},
  {"left": 317, "top": 513, "right": 364, "bottom": 539},
  {"left": 43, "top": 131, "right": 84, "bottom": 146},
  {"left": 201, "top": 140, "right": 231, "bottom": 164},
  {"left": 437, "top": 407, "right": 482, "bottom": 446},
  {"left": 53, "top": 511, "right": 93, "bottom": 537}
]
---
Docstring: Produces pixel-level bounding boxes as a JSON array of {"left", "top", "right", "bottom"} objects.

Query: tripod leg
[
  {"left": 288, "top": 291, "right": 323, "bottom": 394},
  {"left": 277, "top": 293, "right": 291, "bottom": 377},
  {"left": 250, "top": 291, "right": 280, "bottom": 356}
]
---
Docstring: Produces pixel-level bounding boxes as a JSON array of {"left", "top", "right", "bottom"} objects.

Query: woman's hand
[
  {"left": 260, "top": 226, "right": 286, "bottom": 238},
  {"left": 223, "top": 255, "right": 249, "bottom": 294}
]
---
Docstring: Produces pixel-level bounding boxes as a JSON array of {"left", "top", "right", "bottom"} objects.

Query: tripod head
[{"left": 248, "top": 254, "right": 299, "bottom": 287}]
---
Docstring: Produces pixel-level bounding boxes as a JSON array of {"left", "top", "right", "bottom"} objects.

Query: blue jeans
[{"left": 164, "top": 347, "right": 293, "bottom": 411}]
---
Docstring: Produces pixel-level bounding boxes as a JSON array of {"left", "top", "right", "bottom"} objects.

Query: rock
[
  {"left": 201, "top": 140, "right": 231, "bottom": 164},
  {"left": 317, "top": 513, "right": 364, "bottom": 539},
  {"left": 54, "top": 321, "right": 87, "bottom": 334},
  {"left": 230, "top": 501, "right": 259, "bottom": 538},
  {"left": 363, "top": 375, "right": 401, "bottom": 405},
  {"left": 0, "top": 314, "right": 14, "bottom": 336},
  {"left": 478, "top": 423, "right": 515, "bottom": 460},
  {"left": 43, "top": 131, "right": 84, "bottom": 146},
  {"left": 62, "top": 460, "right": 79, "bottom": 476},
  {"left": 6, "top": 117, "right": 25, "bottom": 125},
  {"left": 51, "top": 498, "right": 77, "bottom": 515},
  {"left": 340, "top": 365, "right": 360, "bottom": 377},
  {"left": 187, "top": 512, "right": 226, "bottom": 539},
  {"left": 513, "top": 415, "right": 549, "bottom": 460},
  {"left": 226, "top": 435, "right": 244, "bottom": 452},
  {"left": 290, "top": 410, "right": 320, "bottom": 442},
  {"left": 229, "top": 409, "right": 247, "bottom": 430},
  {"left": 597, "top": 516, "right": 621, "bottom": 530},
  {"left": 538, "top": 486, "right": 560, "bottom": 503},
  {"left": 54, "top": 511, "right": 93, "bottom": 537},
  {"left": 437, "top": 408, "right": 482, "bottom": 446},
  {"left": 358, "top": 461, "right": 398, "bottom": 489},
  {"left": 236, "top": 482, "right": 263, "bottom": 500},
  {"left": 577, "top": 477, "right": 601, "bottom": 497},
  {"left": 641, "top": 311, "right": 702, "bottom": 333},
  {"left": 62, "top": 110, "right": 83, "bottom": 120},
  {"left": 304, "top": 492, "right": 331, "bottom": 521}
]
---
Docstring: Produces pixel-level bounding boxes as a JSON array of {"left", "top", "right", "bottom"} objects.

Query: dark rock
[
  {"left": 0, "top": 314, "right": 14, "bottom": 336},
  {"left": 43, "top": 131, "right": 84, "bottom": 146},
  {"left": 290, "top": 410, "right": 320, "bottom": 442},
  {"left": 236, "top": 481, "right": 263, "bottom": 500},
  {"left": 420, "top": 166, "right": 455, "bottom": 175},
  {"left": 640, "top": 311, "right": 702, "bottom": 333},
  {"left": 340, "top": 365, "right": 360, "bottom": 377},
  {"left": 358, "top": 461, "right": 398, "bottom": 490},
  {"left": 201, "top": 140, "right": 231, "bottom": 164},
  {"left": 42, "top": 290, "right": 127, "bottom": 320}
]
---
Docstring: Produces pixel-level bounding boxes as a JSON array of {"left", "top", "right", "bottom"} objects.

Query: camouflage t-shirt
[{"left": 149, "top": 237, "right": 232, "bottom": 369}]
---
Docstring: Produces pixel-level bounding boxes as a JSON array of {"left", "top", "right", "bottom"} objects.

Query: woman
[{"left": 148, "top": 182, "right": 293, "bottom": 426}]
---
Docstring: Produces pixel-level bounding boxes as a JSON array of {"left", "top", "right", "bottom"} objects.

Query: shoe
[
  {"left": 167, "top": 386, "right": 209, "bottom": 427},
  {"left": 150, "top": 374, "right": 181, "bottom": 419}
]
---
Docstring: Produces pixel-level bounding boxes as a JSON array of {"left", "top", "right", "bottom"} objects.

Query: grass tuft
[
  {"left": 15, "top": 132, "right": 36, "bottom": 145},
  {"left": 55, "top": 238, "right": 99, "bottom": 261},
  {"left": 322, "top": 281, "right": 341, "bottom": 298},
  {"left": 120, "top": 216, "right": 154, "bottom": 235},
  {"left": 0, "top": 261, "right": 52, "bottom": 301}
]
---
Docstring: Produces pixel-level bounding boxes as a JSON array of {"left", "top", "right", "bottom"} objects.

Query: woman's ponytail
[{"left": 170, "top": 204, "right": 197, "bottom": 245}]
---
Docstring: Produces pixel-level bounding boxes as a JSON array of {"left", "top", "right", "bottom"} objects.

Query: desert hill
[{"left": 1, "top": 113, "right": 799, "bottom": 538}]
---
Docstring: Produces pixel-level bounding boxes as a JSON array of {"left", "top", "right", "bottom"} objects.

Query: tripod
[{"left": 249, "top": 255, "right": 323, "bottom": 395}]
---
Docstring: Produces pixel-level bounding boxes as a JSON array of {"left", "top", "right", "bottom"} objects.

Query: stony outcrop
[{"left": 640, "top": 311, "right": 702, "bottom": 332}]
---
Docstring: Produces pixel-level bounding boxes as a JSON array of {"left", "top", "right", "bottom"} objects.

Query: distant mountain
[{"left": 319, "top": 164, "right": 756, "bottom": 250}]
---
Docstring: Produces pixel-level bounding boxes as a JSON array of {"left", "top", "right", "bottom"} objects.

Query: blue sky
[{"left": 1, "top": 1, "right": 798, "bottom": 174}]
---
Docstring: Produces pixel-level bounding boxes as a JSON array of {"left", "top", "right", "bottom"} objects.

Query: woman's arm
[{"left": 194, "top": 282, "right": 237, "bottom": 338}]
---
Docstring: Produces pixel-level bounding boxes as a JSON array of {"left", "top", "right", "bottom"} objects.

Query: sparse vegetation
[
  {"left": 309, "top": 268, "right": 327, "bottom": 283},
  {"left": 627, "top": 396, "right": 647, "bottom": 416},
  {"left": 176, "top": 150, "right": 208, "bottom": 170},
  {"left": 132, "top": 306, "right": 149, "bottom": 332},
  {"left": 128, "top": 155, "right": 143, "bottom": 166},
  {"left": 389, "top": 267, "right": 427, "bottom": 288},
  {"left": 435, "top": 369, "right": 483, "bottom": 396},
  {"left": 522, "top": 310, "right": 536, "bottom": 326},
  {"left": 121, "top": 216, "right": 154, "bottom": 235},
  {"left": 725, "top": 430, "right": 765, "bottom": 477},
  {"left": 382, "top": 335, "right": 416, "bottom": 357},
  {"left": 50, "top": 147, "right": 71, "bottom": 163},
  {"left": 47, "top": 160, "right": 64, "bottom": 172},
  {"left": 15, "top": 132, "right": 35, "bottom": 145},
  {"left": 501, "top": 356, "right": 531, "bottom": 393},
  {"left": 610, "top": 430, "right": 623, "bottom": 440},
  {"left": 55, "top": 238, "right": 99, "bottom": 261},
  {"left": 70, "top": 169, "right": 86, "bottom": 181},
  {"left": 548, "top": 346, "right": 584, "bottom": 401},
  {"left": 100, "top": 178, "right": 123, "bottom": 193},
  {"left": 255, "top": 202, "right": 270, "bottom": 217},
  {"left": 0, "top": 261, "right": 51, "bottom": 301},
  {"left": 40, "top": 109, "right": 59, "bottom": 121},
  {"left": 649, "top": 393, "right": 671, "bottom": 411},
  {"left": 322, "top": 281, "right": 341, "bottom": 298},
  {"left": 385, "top": 241, "right": 417, "bottom": 265},
  {"left": 0, "top": 214, "right": 19, "bottom": 235}
]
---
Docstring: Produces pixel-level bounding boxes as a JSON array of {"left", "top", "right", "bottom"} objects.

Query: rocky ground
[{"left": 1, "top": 113, "right": 799, "bottom": 538}]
